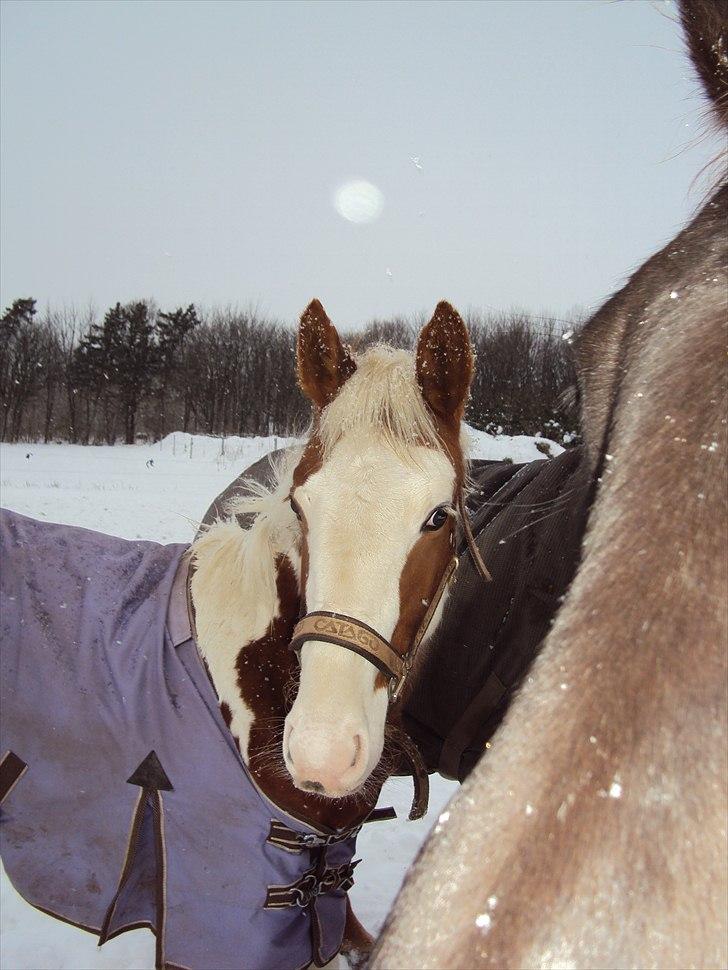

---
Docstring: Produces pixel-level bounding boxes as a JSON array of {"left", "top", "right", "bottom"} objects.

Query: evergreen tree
[
  {"left": 155, "top": 304, "right": 200, "bottom": 437},
  {"left": 71, "top": 301, "right": 160, "bottom": 444},
  {"left": 1, "top": 298, "right": 40, "bottom": 440}
]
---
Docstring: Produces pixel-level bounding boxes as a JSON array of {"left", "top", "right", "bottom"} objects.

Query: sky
[{"left": 0, "top": 0, "right": 723, "bottom": 329}]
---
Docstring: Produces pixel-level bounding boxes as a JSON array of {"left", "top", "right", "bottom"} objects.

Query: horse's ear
[
  {"left": 297, "top": 300, "right": 356, "bottom": 409},
  {"left": 416, "top": 301, "right": 473, "bottom": 425}
]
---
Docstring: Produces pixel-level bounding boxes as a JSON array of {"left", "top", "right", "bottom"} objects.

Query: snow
[
  {"left": 0, "top": 427, "right": 554, "bottom": 969},
  {"left": 465, "top": 427, "right": 563, "bottom": 462},
  {"left": 475, "top": 912, "right": 492, "bottom": 931}
]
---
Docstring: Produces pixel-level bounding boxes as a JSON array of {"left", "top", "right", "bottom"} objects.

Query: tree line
[{"left": 0, "top": 298, "right": 581, "bottom": 445}]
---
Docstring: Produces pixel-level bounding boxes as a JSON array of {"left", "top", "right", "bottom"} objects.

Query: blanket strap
[
  {"left": 265, "top": 860, "right": 360, "bottom": 909},
  {"left": 266, "top": 806, "right": 398, "bottom": 854}
]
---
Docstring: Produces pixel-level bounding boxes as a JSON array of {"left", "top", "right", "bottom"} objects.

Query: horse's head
[{"left": 284, "top": 299, "right": 473, "bottom": 797}]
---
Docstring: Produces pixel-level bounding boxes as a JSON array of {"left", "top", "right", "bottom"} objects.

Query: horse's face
[
  {"left": 285, "top": 437, "right": 458, "bottom": 795},
  {"left": 283, "top": 300, "right": 472, "bottom": 798}
]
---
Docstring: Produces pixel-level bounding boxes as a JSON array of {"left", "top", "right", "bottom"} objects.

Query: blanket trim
[
  {"left": 97, "top": 787, "right": 169, "bottom": 970},
  {"left": 0, "top": 750, "right": 28, "bottom": 804}
]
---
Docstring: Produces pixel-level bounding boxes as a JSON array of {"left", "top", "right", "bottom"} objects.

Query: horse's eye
[
  {"left": 422, "top": 506, "right": 450, "bottom": 531},
  {"left": 289, "top": 497, "right": 302, "bottom": 521}
]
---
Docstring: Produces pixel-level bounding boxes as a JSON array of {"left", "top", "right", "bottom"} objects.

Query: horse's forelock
[{"left": 316, "top": 345, "right": 467, "bottom": 473}]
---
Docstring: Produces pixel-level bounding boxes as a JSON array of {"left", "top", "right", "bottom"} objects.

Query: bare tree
[{"left": 0, "top": 299, "right": 582, "bottom": 444}]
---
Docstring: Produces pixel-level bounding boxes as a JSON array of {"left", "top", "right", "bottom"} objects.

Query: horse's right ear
[{"left": 297, "top": 300, "right": 356, "bottom": 409}]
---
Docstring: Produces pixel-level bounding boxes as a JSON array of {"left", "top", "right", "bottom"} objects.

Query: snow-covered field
[{"left": 0, "top": 429, "right": 558, "bottom": 970}]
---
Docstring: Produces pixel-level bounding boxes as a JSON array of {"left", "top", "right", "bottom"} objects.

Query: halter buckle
[{"left": 387, "top": 662, "right": 410, "bottom": 704}]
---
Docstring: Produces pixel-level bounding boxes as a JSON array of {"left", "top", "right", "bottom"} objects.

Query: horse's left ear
[
  {"left": 297, "top": 300, "right": 356, "bottom": 409},
  {"left": 416, "top": 301, "right": 473, "bottom": 425}
]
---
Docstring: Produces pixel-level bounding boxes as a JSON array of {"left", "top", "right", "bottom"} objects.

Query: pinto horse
[
  {"left": 372, "top": 2, "right": 728, "bottom": 968},
  {"left": 188, "top": 299, "right": 484, "bottom": 962}
]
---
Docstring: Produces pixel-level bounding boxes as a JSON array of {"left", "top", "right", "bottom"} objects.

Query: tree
[
  {"left": 113, "top": 302, "right": 159, "bottom": 444},
  {"left": 71, "top": 301, "right": 160, "bottom": 444},
  {"left": 155, "top": 304, "right": 200, "bottom": 438},
  {"left": 0, "top": 298, "right": 41, "bottom": 441}
]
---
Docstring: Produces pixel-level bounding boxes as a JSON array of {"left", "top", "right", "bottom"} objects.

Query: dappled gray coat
[{"left": 0, "top": 509, "right": 356, "bottom": 970}]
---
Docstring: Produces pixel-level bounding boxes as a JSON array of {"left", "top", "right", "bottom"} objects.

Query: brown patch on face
[
  {"left": 292, "top": 433, "right": 323, "bottom": 488},
  {"left": 236, "top": 555, "right": 379, "bottom": 831},
  {"left": 291, "top": 433, "right": 325, "bottom": 614},
  {"left": 375, "top": 515, "right": 457, "bottom": 695},
  {"left": 373, "top": 379, "right": 465, "bottom": 696}
]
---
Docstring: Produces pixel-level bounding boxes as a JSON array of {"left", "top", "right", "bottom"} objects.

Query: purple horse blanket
[{"left": 0, "top": 509, "right": 356, "bottom": 970}]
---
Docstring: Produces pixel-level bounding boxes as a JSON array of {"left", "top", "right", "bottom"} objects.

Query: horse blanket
[
  {"left": 404, "top": 446, "right": 591, "bottom": 778},
  {"left": 0, "top": 509, "right": 357, "bottom": 970},
  {"left": 208, "top": 445, "right": 592, "bottom": 782}
]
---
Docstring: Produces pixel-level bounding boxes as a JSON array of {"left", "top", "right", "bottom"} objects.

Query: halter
[{"left": 289, "top": 494, "right": 491, "bottom": 703}]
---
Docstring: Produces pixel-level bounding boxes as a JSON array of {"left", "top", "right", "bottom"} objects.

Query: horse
[
  {"left": 188, "top": 297, "right": 493, "bottom": 951},
  {"left": 372, "top": 1, "right": 728, "bottom": 967},
  {"left": 0, "top": 299, "right": 486, "bottom": 970}
]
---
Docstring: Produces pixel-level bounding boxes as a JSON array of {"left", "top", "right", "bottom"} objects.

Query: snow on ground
[
  {"left": 466, "top": 426, "right": 563, "bottom": 462},
  {"left": 0, "top": 428, "right": 556, "bottom": 969}
]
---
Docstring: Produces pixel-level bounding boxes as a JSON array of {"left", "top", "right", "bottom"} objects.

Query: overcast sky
[{"left": 1, "top": 0, "right": 722, "bottom": 329}]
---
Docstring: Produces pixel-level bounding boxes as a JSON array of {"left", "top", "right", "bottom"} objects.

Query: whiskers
[
  {"left": 282, "top": 674, "right": 299, "bottom": 711},
  {"left": 466, "top": 483, "right": 582, "bottom": 514},
  {"left": 463, "top": 478, "right": 591, "bottom": 548},
  {"left": 248, "top": 716, "right": 289, "bottom": 781}
]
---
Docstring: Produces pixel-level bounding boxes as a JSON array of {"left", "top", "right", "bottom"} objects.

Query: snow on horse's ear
[
  {"left": 297, "top": 299, "right": 356, "bottom": 408},
  {"left": 415, "top": 301, "right": 474, "bottom": 428}
]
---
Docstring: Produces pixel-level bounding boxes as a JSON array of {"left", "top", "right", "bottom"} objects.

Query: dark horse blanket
[{"left": 0, "top": 509, "right": 356, "bottom": 970}]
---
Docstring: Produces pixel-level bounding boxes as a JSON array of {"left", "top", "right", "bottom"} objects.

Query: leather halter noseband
[
  {"left": 290, "top": 554, "right": 459, "bottom": 703},
  {"left": 289, "top": 495, "right": 491, "bottom": 703}
]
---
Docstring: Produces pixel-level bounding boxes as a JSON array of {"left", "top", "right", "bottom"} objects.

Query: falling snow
[{"left": 475, "top": 912, "right": 492, "bottom": 932}]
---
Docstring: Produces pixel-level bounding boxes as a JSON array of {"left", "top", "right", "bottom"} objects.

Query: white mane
[
  {"left": 319, "top": 346, "right": 447, "bottom": 460},
  {"left": 190, "top": 447, "right": 302, "bottom": 642}
]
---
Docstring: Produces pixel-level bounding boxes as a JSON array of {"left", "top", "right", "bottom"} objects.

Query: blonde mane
[
  {"left": 190, "top": 448, "right": 302, "bottom": 645},
  {"left": 319, "top": 346, "right": 450, "bottom": 460}
]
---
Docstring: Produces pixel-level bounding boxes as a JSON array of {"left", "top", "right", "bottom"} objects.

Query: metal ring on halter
[{"left": 387, "top": 661, "right": 410, "bottom": 704}]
